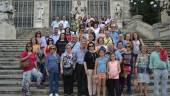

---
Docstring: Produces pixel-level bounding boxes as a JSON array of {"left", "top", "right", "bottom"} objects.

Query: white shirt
[
  {"left": 40, "top": 36, "right": 47, "bottom": 48},
  {"left": 94, "top": 27, "right": 100, "bottom": 39},
  {"left": 50, "top": 34, "right": 60, "bottom": 44},
  {"left": 59, "top": 20, "right": 70, "bottom": 29},
  {"left": 51, "top": 20, "right": 60, "bottom": 29}
]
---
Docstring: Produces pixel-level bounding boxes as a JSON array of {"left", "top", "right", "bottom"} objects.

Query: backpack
[{"left": 160, "top": 48, "right": 168, "bottom": 61}]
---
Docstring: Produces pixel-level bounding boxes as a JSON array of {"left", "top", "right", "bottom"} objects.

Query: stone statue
[
  {"left": 71, "top": 0, "right": 86, "bottom": 19},
  {"left": 0, "top": 1, "right": 16, "bottom": 39},
  {"left": 37, "top": 2, "right": 44, "bottom": 20},
  {"left": 0, "top": 1, "right": 14, "bottom": 24},
  {"left": 115, "top": 3, "right": 122, "bottom": 19}
]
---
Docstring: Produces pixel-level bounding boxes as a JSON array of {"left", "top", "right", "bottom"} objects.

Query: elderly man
[{"left": 149, "top": 42, "right": 170, "bottom": 96}]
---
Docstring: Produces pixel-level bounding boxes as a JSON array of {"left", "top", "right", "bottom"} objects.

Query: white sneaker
[
  {"left": 49, "top": 93, "right": 53, "bottom": 96},
  {"left": 55, "top": 93, "right": 59, "bottom": 96}
]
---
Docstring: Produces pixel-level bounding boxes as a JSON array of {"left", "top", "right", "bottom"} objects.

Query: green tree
[{"left": 130, "top": 0, "right": 159, "bottom": 25}]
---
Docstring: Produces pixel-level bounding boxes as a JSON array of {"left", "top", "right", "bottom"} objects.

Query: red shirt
[{"left": 20, "top": 51, "right": 36, "bottom": 72}]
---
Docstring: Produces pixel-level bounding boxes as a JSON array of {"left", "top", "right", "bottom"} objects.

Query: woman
[
  {"left": 55, "top": 33, "right": 68, "bottom": 56},
  {"left": 35, "top": 31, "right": 41, "bottom": 44},
  {"left": 30, "top": 37, "right": 40, "bottom": 53},
  {"left": 20, "top": 42, "right": 42, "bottom": 96},
  {"left": 44, "top": 38, "right": 54, "bottom": 57},
  {"left": 84, "top": 42, "right": 98, "bottom": 96},
  {"left": 132, "top": 32, "right": 144, "bottom": 61},
  {"left": 136, "top": 45, "right": 150, "bottom": 96},
  {"left": 96, "top": 37, "right": 106, "bottom": 52},
  {"left": 124, "top": 33, "right": 132, "bottom": 46},
  {"left": 65, "top": 27, "right": 72, "bottom": 42},
  {"left": 45, "top": 45, "right": 60, "bottom": 96},
  {"left": 121, "top": 44, "right": 134, "bottom": 95},
  {"left": 60, "top": 44, "right": 74, "bottom": 96},
  {"left": 94, "top": 46, "right": 109, "bottom": 96}
]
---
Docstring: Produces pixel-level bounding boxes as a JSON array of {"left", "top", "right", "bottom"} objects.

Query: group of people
[{"left": 20, "top": 15, "right": 170, "bottom": 96}]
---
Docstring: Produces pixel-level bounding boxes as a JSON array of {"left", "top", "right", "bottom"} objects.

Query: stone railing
[{"left": 124, "top": 15, "right": 170, "bottom": 39}]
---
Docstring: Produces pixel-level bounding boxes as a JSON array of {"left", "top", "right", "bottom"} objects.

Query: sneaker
[
  {"left": 55, "top": 93, "right": 59, "bottom": 96},
  {"left": 49, "top": 93, "right": 53, "bottom": 96}
]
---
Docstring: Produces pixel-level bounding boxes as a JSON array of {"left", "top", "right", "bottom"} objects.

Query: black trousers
[
  {"left": 108, "top": 79, "right": 120, "bottom": 96},
  {"left": 63, "top": 75, "right": 74, "bottom": 95},
  {"left": 75, "top": 64, "right": 88, "bottom": 96}
]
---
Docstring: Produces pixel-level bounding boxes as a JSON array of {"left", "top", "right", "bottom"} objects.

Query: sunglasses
[{"left": 50, "top": 48, "right": 56, "bottom": 50}]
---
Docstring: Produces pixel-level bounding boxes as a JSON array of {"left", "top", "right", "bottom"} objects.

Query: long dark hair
[
  {"left": 87, "top": 42, "right": 95, "bottom": 50},
  {"left": 25, "top": 42, "right": 33, "bottom": 52},
  {"left": 132, "top": 32, "right": 140, "bottom": 40},
  {"left": 46, "top": 38, "right": 54, "bottom": 45},
  {"left": 30, "top": 37, "right": 38, "bottom": 45},
  {"left": 35, "top": 31, "right": 41, "bottom": 38}
]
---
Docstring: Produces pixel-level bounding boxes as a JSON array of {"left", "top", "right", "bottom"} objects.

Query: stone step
[
  {"left": 0, "top": 70, "right": 21, "bottom": 75},
  {"left": 0, "top": 85, "right": 169, "bottom": 95}
]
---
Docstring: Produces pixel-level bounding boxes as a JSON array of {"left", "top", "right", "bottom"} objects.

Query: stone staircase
[{"left": 0, "top": 39, "right": 170, "bottom": 96}]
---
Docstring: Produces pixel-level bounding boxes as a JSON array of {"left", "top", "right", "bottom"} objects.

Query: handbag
[
  {"left": 63, "top": 67, "right": 73, "bottom": 76},
  {"left": 20, "top": 59, "right": 29, "bottom": 69}
]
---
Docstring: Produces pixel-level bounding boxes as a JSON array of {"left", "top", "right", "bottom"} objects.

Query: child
[
  {"left": 107, "top": 53, "right": 121, "bottom": 96},
  {"left": 94, "top": 46, "right": 109, "bottom": 96},
  {"left": 45, "top": 45, "right": 60, "bottom": 96},
  {"left": 136, "top": 45, "right": 150, "bottom": 96}
]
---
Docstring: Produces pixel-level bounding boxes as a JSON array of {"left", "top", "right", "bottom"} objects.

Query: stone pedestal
[{"left": 34, "top": 0, "right": 49, "bottom": 28}]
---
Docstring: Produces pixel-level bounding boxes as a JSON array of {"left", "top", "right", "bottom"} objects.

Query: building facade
[{"left": 5, "top": 0, "right": 131, "bottom": 28}]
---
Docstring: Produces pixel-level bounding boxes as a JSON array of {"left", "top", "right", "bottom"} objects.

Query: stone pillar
[
  {"left": 34, "top": 0, "right": 49, "bottom": 28},
  {"left": 123, "top": 0, "right": 131, "bottom": 20}
]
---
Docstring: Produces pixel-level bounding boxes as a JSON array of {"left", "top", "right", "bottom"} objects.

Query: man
[
  {"left": 74, "top": 38, "right": 88, "bottom": 96},
  {"left": 149, "top": 42, "right": 170, "bottom": 96},
  {"left": 70, "top": 34, "right": 80, "bottom": 54},
  {"left": 50, "top": 27, "right": 60, "bottom": 44},
  {"left": 59, "top": 16, "right": 70, "bottom": 29},
  {"left": 109, "top": 24, "right": 119, "bottom": 45},
  {"left": 51, "top": 16, "right": 60, "bottom": 30}
]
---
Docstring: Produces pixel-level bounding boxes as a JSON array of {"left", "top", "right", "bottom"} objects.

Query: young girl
[
  {"left": 107, "top": 53, "right": 121, "bottom": 96},
  {"left": 94, "top": 46, "right": 109, "bottom": 96},
  {"left": 136, "top": 45, "right": 150, "bottom": 96},
  {"left": 45, "top": 45, "right": 60, "bottom": 96}
]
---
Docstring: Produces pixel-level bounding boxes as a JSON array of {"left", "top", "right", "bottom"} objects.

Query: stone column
[
  {"left": 123, "top": 0, "right": 131, "bottom": 20},
  {"left": 34, "top": 0, "right": 49, "bottom": 28}
]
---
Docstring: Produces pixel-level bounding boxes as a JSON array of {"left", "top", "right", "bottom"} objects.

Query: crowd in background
[{"left": 20, "top": 15, "right": 170, "bottom": 96}]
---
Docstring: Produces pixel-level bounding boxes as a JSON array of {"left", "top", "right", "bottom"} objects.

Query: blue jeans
[
  {"left": 153, "top": 69, "right": 169, "bottom": 96},
  {"left": 22, "top": 68, "right": 42, "bottom": 95},
  {"left": 48, "top": 71, "right": 59, "bottom": 95}
]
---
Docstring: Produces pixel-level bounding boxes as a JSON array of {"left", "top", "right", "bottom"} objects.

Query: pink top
[
  {"left": 20, "top": 51, "right": 36, "bottom": 72},
  {"left": 108, "top": 61, "right": 119, "bottom": 79}
]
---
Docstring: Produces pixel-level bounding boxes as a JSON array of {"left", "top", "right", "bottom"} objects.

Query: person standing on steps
[
  {"left": 84, "top": 42, "right": 98, "bottom": 96},
  {"left": 45, "top": 45, "right": 60, "bottom": 96},
  {"left": 20, "top": 42, "right": 43, "bottom": 96},
  {"left": 149, "top": 42, "right": 170, "bottom": 96},
  {"left": 74, "top": 38, "right": 88, "bottom": 96},
  {"left": 60, "top": 44, "right": 74, "bottom": 96}
]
